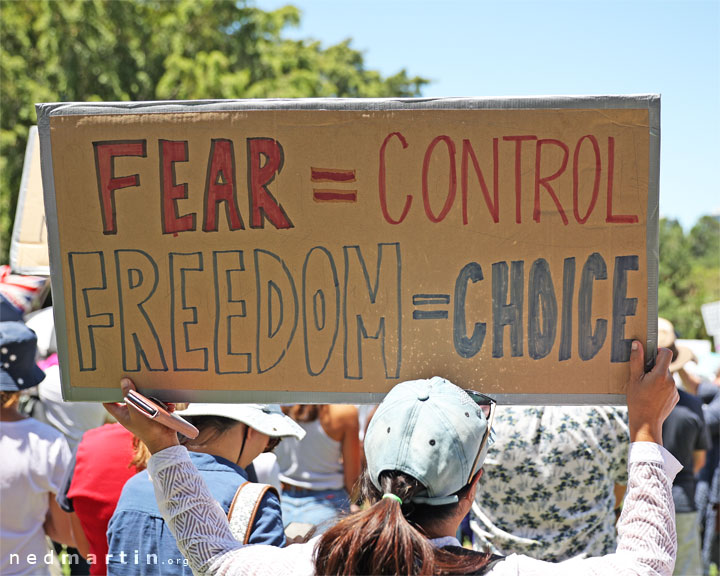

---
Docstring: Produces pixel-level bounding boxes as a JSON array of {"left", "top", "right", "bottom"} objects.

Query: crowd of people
[{"left": 1, "top": 275, "right": 720, "bottom": 575}]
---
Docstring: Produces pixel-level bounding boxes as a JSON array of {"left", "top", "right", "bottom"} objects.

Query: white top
[
  {"left": 275, "top": 419, "right": 344, "bottom": 490},
  {"left": 147, "top": 441, "right": 682, "bottom": 576},
  {"left": 37, "top": 365, "right": 107, "bottom": 452},
  {"left": 0, "top": 418, "right": 71, "bottom": 576},
  {"left": 251, "top": 452, "right": 282, "bottom": 494}
]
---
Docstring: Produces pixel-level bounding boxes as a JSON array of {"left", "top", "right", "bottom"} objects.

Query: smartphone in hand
[{"left": 124, "top": 389, "right": 199, "bottom": 439}]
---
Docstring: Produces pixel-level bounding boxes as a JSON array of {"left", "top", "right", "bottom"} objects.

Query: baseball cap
[
  {"left": 364, "top": 376, "right": 493, "bottom": 506},
  {"left": 176, "top": 403, "right": 306, "bottom": 440},
  {"left": 0, "top": 321, "right": 46, "bottom": 391}
]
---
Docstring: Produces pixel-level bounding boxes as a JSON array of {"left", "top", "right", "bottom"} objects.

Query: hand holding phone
[{"left": 124, "top": 389, "right": 199, "bottom": 439}]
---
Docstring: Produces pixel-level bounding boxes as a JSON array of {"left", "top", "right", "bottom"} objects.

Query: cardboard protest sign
[
  {"left": 10, "top": 127, "right": 50, "bottom": 275},
  {"left": 36, "top": 97, "right": 659, "bottom": 403}
]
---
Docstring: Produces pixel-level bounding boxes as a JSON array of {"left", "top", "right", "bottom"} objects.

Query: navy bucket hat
[{"left": 0, "top": 321, "right": 46, "bottom": 392}]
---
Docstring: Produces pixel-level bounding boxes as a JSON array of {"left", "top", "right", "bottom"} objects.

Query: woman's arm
[
  {"left": 148, "top": 446, "right": 316, "bottom": 576},
  {"left": 44, "top": 494, "right": 74, "bottom": 546},
  {"left": 149, "top": 446, "right": 244, "bottom": 574},
  {"left": 322, "top": 404, "right": 361, "bottom": 494},
  {"left": 335, "top": 405, "right": 361, "bottom": 494},
  {"left": 490, "top": 342, "right": 681, "bottom": 576},
  {"left": 491, "top": 443, "right": 681, "bottom": 576},
  {"left": 579, "top": 343, "right": 680, "bottom": 575},
  {"left": 69, "top": 512, "right": 90, "bottom": 558},
  {"left": 576, "top": 343, "right": 680, "bottom": 575},
  {"left": 105, "top": 378, "right": 316, "bottom": 576},
  {"left": 611, "top": 442, "right": 681, "bottom": 573}
]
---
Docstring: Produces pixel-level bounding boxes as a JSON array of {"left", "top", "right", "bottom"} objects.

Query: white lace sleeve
[
  {"left": 611, "top": 442, "right": 681, "bottom": 573},
  {"left": 147, "top": 446, "right": 316, "bottom": 576},
  {"left": 489, "top": 442, "right": 682, "bottom": 576}
]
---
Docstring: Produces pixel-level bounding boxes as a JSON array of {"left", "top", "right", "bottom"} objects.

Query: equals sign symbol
[
  {"left": 311, "top": 167, "right": 357, "bottom": 202},
  {"left": 413, "top": 294, "right": 450, "bottom": 320}
]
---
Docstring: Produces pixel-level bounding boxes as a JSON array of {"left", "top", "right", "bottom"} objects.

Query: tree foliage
[
  {"left": 659, "top": 216, "right": 720, "bottom": 339},
  {"left": 0, "top": 0, "right": 427, "bottom": 261}
]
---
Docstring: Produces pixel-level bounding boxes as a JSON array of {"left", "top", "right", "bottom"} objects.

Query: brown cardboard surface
[
  {"left": 11, "top": 128, "right": 50, "bottom": 274},
  {"left": 46, "top": 107, "right": 650, "bottom": 400}
]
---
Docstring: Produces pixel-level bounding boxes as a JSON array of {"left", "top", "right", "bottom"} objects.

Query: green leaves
[{"left": 659, "top": 217, "right": 720, "bottom": 340}]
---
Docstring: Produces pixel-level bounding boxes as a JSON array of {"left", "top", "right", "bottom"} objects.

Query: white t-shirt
[
  {"left": 0, "top": 418, "right": 71, "bottom": 576},
  {"left": 252, "top": 452, "right": 282, "bottom": 494},
  {"left": 37, "top": 365, "right": 106, "bottom": 452}
]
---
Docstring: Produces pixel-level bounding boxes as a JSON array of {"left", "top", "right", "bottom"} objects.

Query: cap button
[{"left": 417, "top": 390, "right": 429, "bottom": 401}]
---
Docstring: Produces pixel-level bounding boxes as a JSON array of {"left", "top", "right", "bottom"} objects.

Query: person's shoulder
[
  {"left": 257, "top": 483, "right": 282, "bottom": 507},
  {"left": 193, "top": 454, "right": 249, "bottom": 502},
  {"left": 327, "top": 404, "right": 358, "bottom": 418},
  {"left": 594, "top": 405, "right": 628, "bottom": 417},
  {"left": 572, "top": 405, "right": 626, "bottom": 421},
  {"left": 82, "top": 422, "right": 130, "bottom": 443},
  {"left": 114, "top": 470, "right": 158, "bottom": 511},
  {"left": 584, "top": 406, "right": 629, "bottom": 430},
  {"left": 698, "top": 381, "right": 720, "bottom": 403},
  {"left": 113, "top": 468, "right": 151, "bottom": 502},
  {"left": 327, "top": 404, "right": 359, "bottom": 428},
  {"left": 677, "top": 389, "right": 704, "bottom": 414},
  {"left": 13, "top": 418, "right": 71, "bottom": 467},
  {"left": 19, "top": 416, "right": 68, "bottom": 443},
  {"left": 192, "top": 451, "right": 248, "bottom": 477},
  {"left": 441, "top": 546, "right": 505, "bottom": 574}
]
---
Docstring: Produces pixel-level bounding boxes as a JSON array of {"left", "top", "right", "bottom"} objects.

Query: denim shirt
[{"left": 107, "top": 451, "right": 285, "bottom": 575}]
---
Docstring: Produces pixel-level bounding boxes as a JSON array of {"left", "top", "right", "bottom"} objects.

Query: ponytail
[
  {"left": 315, "top": 471, "right": 490, "bottom": 575},
  {"left": 315, "top": 482, "right": 434, "bottom": 574}
]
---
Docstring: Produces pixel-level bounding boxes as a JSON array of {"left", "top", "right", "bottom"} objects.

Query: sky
[{"left": 256, "top": 0, "right": 719, "bottom": 231}]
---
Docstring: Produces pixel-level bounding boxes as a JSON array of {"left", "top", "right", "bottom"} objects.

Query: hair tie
[{"left": 382, "top": 493, "right": 403, "bottom": 505}]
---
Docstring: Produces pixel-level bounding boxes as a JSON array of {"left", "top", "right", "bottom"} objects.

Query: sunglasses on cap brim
[{"left": 462, "top": 389, "right": 496, "bottom": 485}]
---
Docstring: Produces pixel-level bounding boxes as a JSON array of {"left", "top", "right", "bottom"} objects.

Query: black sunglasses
[{"left": 462, "top": 389, "right": 496, "bottom": 485}]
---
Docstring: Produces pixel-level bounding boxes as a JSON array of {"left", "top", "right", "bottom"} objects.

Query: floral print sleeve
[
  {"left": 608, "top": 407, "right": 630, "bottom": 485},
  {"left": 472, "top": 406, "right": 631, "bottom": 560}
]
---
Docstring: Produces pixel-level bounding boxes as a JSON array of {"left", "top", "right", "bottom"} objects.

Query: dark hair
[
  {"left": 263, "top": 436, "right": 282, "bottom": 453},
  {"left": 314, "top": 470, "right": 489, "bottom": 575},
  {"left": 283, "top": 404, "right": 322, "bottom": 423},
  {"left": 179, "top": 415, "right": 241, "bottom": 449}
]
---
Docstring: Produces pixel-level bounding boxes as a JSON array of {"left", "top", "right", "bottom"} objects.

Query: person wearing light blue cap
[
  {"left": 363, "top": 377, "right": 495, "bottom": 507},
  {"left": 106, "top": 341, "right": 682, "bottom": 575}
]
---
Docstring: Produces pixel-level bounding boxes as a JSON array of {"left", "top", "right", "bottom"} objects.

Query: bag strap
[
  {"left": 18, "top": 392, "right": 47, "bottom": 424},
  {"left": 227, "top": 481, "right": 279, "bottom": 544}
]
